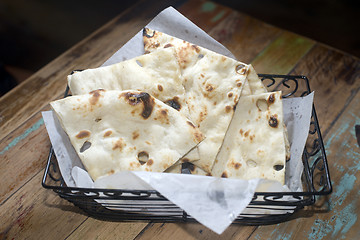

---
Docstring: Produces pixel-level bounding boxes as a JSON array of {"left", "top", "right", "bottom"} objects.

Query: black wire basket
[{"left": 42, "top": 74, "right": 332, "bottom": 225}]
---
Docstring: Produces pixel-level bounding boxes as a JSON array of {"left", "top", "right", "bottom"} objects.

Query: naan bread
[
  {"left": 245, "top": 65, "right": 268, "bottom": 95},
  {"left": 50, "top": 90, "right": 204, "bottom": 181},
  {"left": 240, "top": 66, "right": 291, "bottom": 161},
  {"left": 212, "top": 91, "right": 286, "bottom": 184},
  {"left": 143, "top": 28, "right": 250, "bottom": 173},
  {"left": 68, "top": 47, "right": 190, "bottom": 118}
]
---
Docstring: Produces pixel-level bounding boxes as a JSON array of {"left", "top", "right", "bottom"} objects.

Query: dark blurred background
[{"left": 1, "top": 0, "right": 359, "bottom": 96}]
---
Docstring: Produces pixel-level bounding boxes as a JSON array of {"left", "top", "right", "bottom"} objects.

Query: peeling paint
[
  {"left": 308, "top": 219, "right": 333, "bottom": 240},
  {"left": 0, "top": 118, "right": 44, "bottom": 155},
  {"left": 333, "top": 173, "right": 356, "bottom": 205},
  {"left": 201, "top": 2, "right": 216, "bottom": 12},
  {"left": 332, "top": 203, "right": 357, "bottom": 237},
  {"left": 211, "top": 10, "right": 225, "bottom": 23}
]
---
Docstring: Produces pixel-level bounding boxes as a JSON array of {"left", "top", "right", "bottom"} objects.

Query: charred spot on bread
[
  {"left": 269, "top": 115, "right": 279, "bottom": 128},
  {"left": 143, "top": 28, "right": 155, "bottom": 38},
  {"left": 221, "top": 171, "right": 228, "bottom": 178},
  {"left": 164, "top": 96, "right": 181, "bottom": 111},
  {"left": 121, "top": 92, "right": 155, "bottom": 119},
  {"left": 267, "top": 93, "right": 276, "bottom": 104},
  {"left": 205, "top": 84, "right": 214, "bottom": 92}
]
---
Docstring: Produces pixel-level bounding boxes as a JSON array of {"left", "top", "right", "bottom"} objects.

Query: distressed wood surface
[
  {"left": 0, "top": 0, "right": 359, "bottom": 239},
  {"left": 248, "top": 91, "right": 360, "bottom": 240},
  {"left": 0, "top": 0, "right": 184, "bottom": 141}
]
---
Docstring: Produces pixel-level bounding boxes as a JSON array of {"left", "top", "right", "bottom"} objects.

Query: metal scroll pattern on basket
[{"left": 259, "top": 75, "right": 332, "bottom": 196}]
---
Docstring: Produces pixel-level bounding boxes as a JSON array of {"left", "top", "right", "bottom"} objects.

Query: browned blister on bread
[
  {"left": 143, "top": 28, "right": 250, "bottom": 173},
  {"left": 68, "top": 47, "right": 191, "bottom": 119},
  {"left": 50, "top": 90, "right": 204, "bottom": 181},
  {"left": 212, "top": 91, "right": 286, "bottom": 184}
]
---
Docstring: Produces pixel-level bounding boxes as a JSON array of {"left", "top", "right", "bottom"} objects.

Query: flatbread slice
[
  {"left": 245, "top": 65, "right": 268, "bottom": 95},
  {"left": 50, "top": 90, "right": 204, "bottom": 181},
  {"left": 143, "top": 28, "right": 250, "bottom": 173},
  {"left": 240, "top": 66, "right": 291, "bottom": 161},
  {"left": 68, "top": 47, "right": 190, "bottom": 118},
  {"left": 212, "top": 91, "right": 286, "bottom": 184}
]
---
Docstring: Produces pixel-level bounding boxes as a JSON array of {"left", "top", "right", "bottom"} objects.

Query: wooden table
[{"left": 1, "top": 0, "right": 359, "bottom": 239}]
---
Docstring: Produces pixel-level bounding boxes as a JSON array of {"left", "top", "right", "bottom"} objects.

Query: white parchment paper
[{"left": 41, "top": 7, "right": 314, "bottom": 234}]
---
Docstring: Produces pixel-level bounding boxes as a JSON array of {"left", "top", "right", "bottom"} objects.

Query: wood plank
[
  {"left": 248, "top": 91, "right": 360, "bottom": 240},
  {"left": 67, "top": 220, "right": 147, "bottom": 240},
  {"left": 0, "top": 110, "right": 50, "bottom": 203},
  {"left": 0, "top": 0, "right": 358, "bottom": 237},
  {"left": 290, "top": 43, "right": 360, "bottom": 135},
  {"left": 135, "top": 222, "right": 255, "bottom": 240},
  {"left": 208, "top": 11, "right": 282, "bottom": 64},
  {"left": 0, "top": 0, "right": 185, "bottom": 142},
  {"left": 178, "top": 0, "right": 232, "bottom": 31},
  {"left": 251, "top": 31, "right": 315, "bottom": 74},
  {"left": 0, "top": 172, "right": 87, "bottom": 240}
]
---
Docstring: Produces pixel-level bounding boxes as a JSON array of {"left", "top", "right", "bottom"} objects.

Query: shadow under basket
[{"left": 42, "top": 74, "right": 332, "bottom": 225}]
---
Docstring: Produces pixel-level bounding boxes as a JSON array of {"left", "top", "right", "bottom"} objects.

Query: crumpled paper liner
[{"left": 41, "top": 6, "right": 314, "bottom": 234}]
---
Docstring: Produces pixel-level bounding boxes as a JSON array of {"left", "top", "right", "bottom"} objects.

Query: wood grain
[
  {"left": 136, "top": 222, "right": 256, "bottom": 240},
  {"left": 1, "top": 0, "right": 359, "bottom": 239},
  {"left": 0, "top": 172, "right": 86, "bottom": 240},
  {"left": 0, "top": 110, "right": 50, "bottom": 204},
  {"left": 178, "top": 0, "right": 232, "bottom": 31},
  {"left": 251, "top": 31, "right": 315, "bottom": 74},
  {"left": 290, "top": 44, "right": 360, "bottom": 135},
  {"left": 0, "top": 0, "right": 184, "bottom": 142},
  {"left": 67, "top": 220, "right": 147, "bottom": 240},
  {"left": 248, "top": 91, "right": 360, "bottom": 240},
  {"left": 208, "top": 11, "right": 282, "bottom": 64}
]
